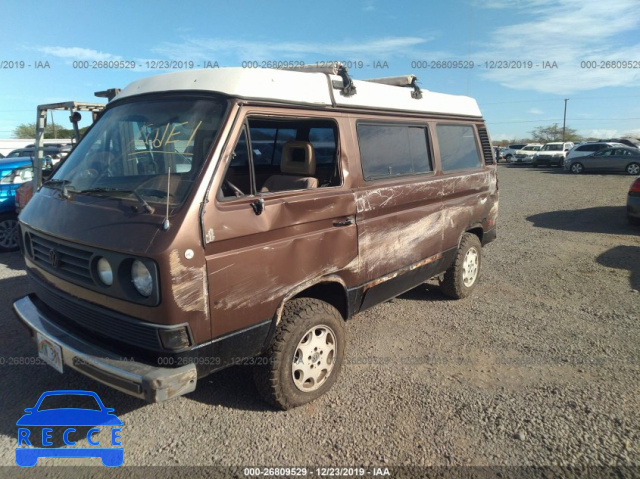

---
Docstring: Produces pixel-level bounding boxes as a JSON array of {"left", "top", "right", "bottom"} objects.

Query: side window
[
  {"left": 220, "top": 129, "right": 252, "bottom": 199},
  {"left": 357, "top": 124, "right": 431, "bottom": 180},
  {"left": 218, "top": 118, "right": 341, "bottom": 199},
  {"left": 309, "top": 128, "right": 336, "bottom": 165},
  {"left": 249, "top": 128, "right": 296, "bottom": 166},
  {"left": 436, "top": 124, "right": 482, "bottom": 171}
]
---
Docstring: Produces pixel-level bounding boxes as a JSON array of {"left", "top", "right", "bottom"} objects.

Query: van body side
[{"left": 13, "top": 68, "right": 497, "bottom": 406}]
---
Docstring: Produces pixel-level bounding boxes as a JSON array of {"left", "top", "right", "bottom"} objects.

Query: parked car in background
[
  {"left": 513, "top": 143, "right": 542, "bottom": 163},
  {"left": 566, "top": 142, "right": 626, "bottom": 162},
  {"left": 598, "top": 138, "right": 640, "bottom": 149},
  {"left": 565, "top": 147, "right": 640, "bottom": 175},
  {"left": 532, "top": 141, "right": 574, "bottom": 167},
  {"left": 503, "top": 144, "right": 527, "bottom": 162},
  {"left": 628, "top": 177, "right": 640, "bottom": 225},
  {"left": 6, "top": 144, "right": 72, "bottom": 164},
  {"left": 0, "top": 157, "right": 33, "bottom": 251}
]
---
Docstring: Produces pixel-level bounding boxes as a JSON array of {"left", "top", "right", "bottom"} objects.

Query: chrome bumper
[{"left": 13, "top": 295, "right": 197, "bottom": 402}]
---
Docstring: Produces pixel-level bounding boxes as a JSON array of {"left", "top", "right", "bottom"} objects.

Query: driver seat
[{"left": 261, "top": 141, "right": 318, "bottom": 192}]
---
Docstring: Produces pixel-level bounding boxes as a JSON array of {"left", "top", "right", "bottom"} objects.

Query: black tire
[
  {"left": 0, "top": 213, "right": 19, "bottom": 252},
  {"left": 440, "top": 233, "right": 482, "bottom": 299},
  {"left": 253, "top": 298, "right": 345, "bottom": 410},
  {"left": 570, "top": 162, "right": 584, "bottom": 174},
  {"left": 626, "top": 162, "right": 640, "bottom": 175}
]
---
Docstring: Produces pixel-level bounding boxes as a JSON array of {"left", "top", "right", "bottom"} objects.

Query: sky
[{"left": 1, "top": 0, "right": 639, "bottom": 143}]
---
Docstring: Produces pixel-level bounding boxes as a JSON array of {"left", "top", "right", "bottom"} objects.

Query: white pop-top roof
[{"left": 115, "top": 67, "right": 482, "bottom": 118}]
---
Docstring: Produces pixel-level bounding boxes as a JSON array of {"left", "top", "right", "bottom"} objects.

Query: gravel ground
[{"left": 0, "top": 164, "right": 638, "bottom": 475}]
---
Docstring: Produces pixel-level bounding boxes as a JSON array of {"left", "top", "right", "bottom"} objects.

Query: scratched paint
[
  {"left": 359, "top": 212, "right": 443, "bottom": 278},
  {"left": 169, "top": 249, "right": 208, "bottom": 316}
]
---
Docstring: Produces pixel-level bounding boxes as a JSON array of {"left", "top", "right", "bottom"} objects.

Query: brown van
[{"left": 14, "top": 65, "right": 498, "bottom": 409}]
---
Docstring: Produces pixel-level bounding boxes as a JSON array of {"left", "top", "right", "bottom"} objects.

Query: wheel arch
[
  {"left": 274, "top": 275, "right": 349, "bottom": 327},
  {"left": 462, "top": 225, "right": 483, "bottom": 246}
]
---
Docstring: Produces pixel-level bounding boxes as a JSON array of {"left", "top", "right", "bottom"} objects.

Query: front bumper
[
  {"left": 534, "top": 155, "right": 563, "bottom": 165},
  {"left": 13, "top": 295, "right": 197, "bottom": 402},
  {"left": 513, "top": 156, "right": 533, "bottom": 163}
]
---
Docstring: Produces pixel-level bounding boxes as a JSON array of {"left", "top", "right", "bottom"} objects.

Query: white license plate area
[{"left": 37, "top": 332, "right": 63, "bottom": 373}]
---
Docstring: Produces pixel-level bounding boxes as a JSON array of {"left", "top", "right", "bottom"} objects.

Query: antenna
[{"left": 162, "top": 167, "right": 171, "bottom": 230}]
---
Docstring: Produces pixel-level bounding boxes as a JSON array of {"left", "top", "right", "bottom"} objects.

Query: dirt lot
[{"left": 0, "top": 165, "right": 638, "bottom": 474}]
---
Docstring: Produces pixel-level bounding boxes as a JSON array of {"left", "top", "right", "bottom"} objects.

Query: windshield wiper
[
  {"left": 42, "top": 178, "right": 73, "bottom": 199},
  {"left": 75, "top": 187, "right": 155, "bottom": 214}
]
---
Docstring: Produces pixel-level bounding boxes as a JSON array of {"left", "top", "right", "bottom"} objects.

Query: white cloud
[
  {"left": 37, "top": 46, "right": 121, "bottom": 61},
  {"left": 580, "top": 129, "right": 619, "bottom": 139},
  {"left": 477, "top": 0, "right": 640, "bottom": 94},
  {"left": 152, "top": 36, "right": 433, "bottom": 62},
  {"left": 528, "top": 108, "right": 544, "bottom": 115},
  {"left": 621, "top": 128, "right": 640, "bottom": 139}
]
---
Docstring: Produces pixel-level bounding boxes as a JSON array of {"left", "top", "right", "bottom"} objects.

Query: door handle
[{"left": 333, "top": 217, "right": 354, "bottom": 227}]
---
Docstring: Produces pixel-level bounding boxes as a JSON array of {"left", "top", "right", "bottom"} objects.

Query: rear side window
[
  {"left": 436, "top": 124, "right": 482, "bottom": 171},
  {"left": 357, "top": 124, "right": 431, "bottom": 180},
  {"left": 577, "top": 145, "right": 597, "bottom": 152}
]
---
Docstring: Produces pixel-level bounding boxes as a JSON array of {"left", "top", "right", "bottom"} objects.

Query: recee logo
[{"left": 15, "top": 390, "right": 123, "bottom": 467}]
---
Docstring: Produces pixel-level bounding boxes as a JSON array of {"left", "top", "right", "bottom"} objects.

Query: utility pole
[
  {"left": 50, "top": 110, "right": 56, "bottom": 139},
  {"left": 562, "top": 98, "right": 568, "bottom": 142}
]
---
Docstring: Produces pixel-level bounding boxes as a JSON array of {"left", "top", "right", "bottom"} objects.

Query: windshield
[
  {"left": 541, "top": 144, "right": 563, "bottom": 151},
  {"left": 51, "top": 97, "right": 226, "bottom": 206}
]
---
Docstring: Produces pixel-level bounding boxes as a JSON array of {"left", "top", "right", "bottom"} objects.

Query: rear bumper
[
  {"left": 13, "top": 295, "right": 197, "bottom": 402},
  {"left": 483, "top": 226, "right": 497, "bottom": 245},
  {"left": 628, "top": 195, "right": 640, "bottom": 219}
]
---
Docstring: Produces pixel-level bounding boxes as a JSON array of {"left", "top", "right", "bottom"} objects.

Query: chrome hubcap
[
  {"left": 292, "top": 325, "right": 336, "bottom": 392},
  {"left": 629, "top": 164, "right": 640, "bottom": 175},
  {"left": 462, "top": 247, "right": 479, "bottom": 287}
]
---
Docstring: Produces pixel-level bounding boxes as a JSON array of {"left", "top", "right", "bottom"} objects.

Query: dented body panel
[{"left": 13, "top": 68, "right": 498, "bottom": 402}]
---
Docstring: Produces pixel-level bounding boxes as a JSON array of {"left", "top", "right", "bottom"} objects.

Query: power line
[{"left": 487, "top": 117, "right": 640, "bottom": 125}]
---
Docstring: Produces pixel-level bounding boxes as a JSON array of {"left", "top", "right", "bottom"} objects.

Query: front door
[{"left": 203, "top": 109, "right": 358, "bottom": 340}]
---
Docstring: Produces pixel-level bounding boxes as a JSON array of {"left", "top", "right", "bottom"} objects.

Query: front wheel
[
  {"left": 254, "top": 298, "right": 345, "bottom": 410},
  {"left": 0, "top": 214, "right": 19, "bottom": 252},
  {"left": 626, "top": 162, "right": 640, "bottom": 175},
  {"left": 570, "top": 162, "right": 584, "bottom": 174},
  {"left": 440, "top": 233, "right": 482, "bottom": 299}
]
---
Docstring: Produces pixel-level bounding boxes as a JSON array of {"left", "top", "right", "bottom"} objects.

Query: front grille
[
  {"left": 29, "top": 233, "right": 94, "bottom": 286},
  {"left": 30, "top": 271, "right": 164, "bottom": 351}
]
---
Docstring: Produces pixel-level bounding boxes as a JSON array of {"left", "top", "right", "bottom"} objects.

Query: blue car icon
[{"left": 16, "top": 390, "right": 123, "bottom": 467}]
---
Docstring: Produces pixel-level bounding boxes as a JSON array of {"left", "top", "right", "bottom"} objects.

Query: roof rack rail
[
  {"left": 278, "top": 62, "right": 356, "bottom": 96},
  {"left": 364, "top": 75, "right": 422, "bottom": 99}
]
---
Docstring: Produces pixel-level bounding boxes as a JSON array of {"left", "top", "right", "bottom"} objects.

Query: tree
[
  {"left": 12, "top": 122, "right": 87, "bottom": 139},
  {"left": 530, "top": 123, "right": 581, "bottom": 143}
]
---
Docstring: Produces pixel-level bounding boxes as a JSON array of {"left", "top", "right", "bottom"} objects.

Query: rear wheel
[
  {"left": 570, "top": 162, "right": 584, "bottom": 174},
  {"left": 254, "top": 298, "right": 345, "bottom": 410},
  {"left": 440, "top": 233, "right": 482, "bottom": 299},
  {"left": 0, "top": 214, "right": 19, "bottom": 252},
  {"left": 626, "top": 163, "right": 640, "bottom": 175}
]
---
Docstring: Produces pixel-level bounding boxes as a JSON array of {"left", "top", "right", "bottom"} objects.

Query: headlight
[
  {"left": 131, "top": 260, "right": 153, "bottom": 297},
  {"left": 96, "top": 257, "right": 113, "bottom": 286}
]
